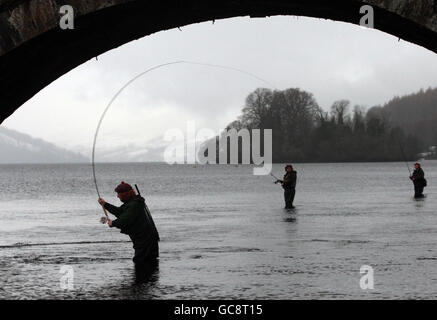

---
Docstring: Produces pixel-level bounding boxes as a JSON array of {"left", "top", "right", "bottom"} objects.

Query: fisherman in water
[
  {"left": 98, "top": 181, "right": 160, "bottom": 281},
  {"left": 410, "top": 163, "right": 427, "bottom": 198},
  {"left": 275, "top": 164, "right": 297, "bottom": 209}
]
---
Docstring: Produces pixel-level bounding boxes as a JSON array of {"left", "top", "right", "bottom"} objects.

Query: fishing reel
[{"left": 100, "top": 216, "right": 108, "bottom": 224}]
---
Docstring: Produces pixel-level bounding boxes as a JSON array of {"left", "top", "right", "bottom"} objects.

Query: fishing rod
[
  {"left": 270, "top": 166, "right": 303, "bottom": 185},
  {"left": 398, "top": 141, "right": 412, "bottom": 176},
  {"left": 270, "top": 172, "right": 279, "bottom": 180},
  {"left": 270, "top": 172, "right": 282, "bottom": 185},
  {"left": 91, "top": 61, "right": 275, "bottom": 217},
  {"left": 135, "top": 184, "right": 141, "bottom": 196},
  {"left": 100, "top": 204, "right": 109, "bottom": 222},
  {"left": 135, "top": 184, "right": 160, "bottom": 241}
]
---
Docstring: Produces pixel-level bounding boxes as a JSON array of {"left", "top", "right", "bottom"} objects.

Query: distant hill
[
  {"left": 367, "top": 87, "right": 437, "bottom": 148},
  {"left": 0, "top": 126, "right": 88, "bottom": 164}
]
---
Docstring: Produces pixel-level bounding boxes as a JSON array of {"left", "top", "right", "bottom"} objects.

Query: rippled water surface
[{"left": 1, "top": 162, "right": 437, "bottom": 299}]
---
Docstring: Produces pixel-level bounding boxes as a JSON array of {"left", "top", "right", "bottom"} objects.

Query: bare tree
[
  {"left": 330, "top": 100, "right": 350, "bottom": 125},
  {"left": 241, "top": 88, "right": 273, "bottom": 129}
]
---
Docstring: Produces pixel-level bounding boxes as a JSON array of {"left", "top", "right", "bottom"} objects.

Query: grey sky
[{"left": 3, "top": 16, "right": 437, "bottom": 158}]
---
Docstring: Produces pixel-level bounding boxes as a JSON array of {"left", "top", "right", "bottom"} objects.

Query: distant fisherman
[
  {"left": 275, "top": 164, "right": 297, "bottom": 209},
  {"left": 98, "top": 182, "right": 160, "bottom": 281},
  {"left": 410, "top": 163, "right": 427, "bottom": 198}
]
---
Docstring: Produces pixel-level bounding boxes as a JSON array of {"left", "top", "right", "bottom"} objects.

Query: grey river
[{"left": 1, "top": 162, "right": 437, "bottom": 299}]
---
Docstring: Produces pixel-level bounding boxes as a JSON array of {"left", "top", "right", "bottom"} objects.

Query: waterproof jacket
[
  {"left": 411, "top": 168, "right": 426, "bottom": 188},
  {"left": 282, "top": 171, "right": 297, "bottom": 190},
  {"left": 104, "top": 195, "right": 160, "bottom": 241}
]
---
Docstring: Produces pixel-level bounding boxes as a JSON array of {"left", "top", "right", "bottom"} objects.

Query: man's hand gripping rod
[{"left": 270, "top": 173, "right": 282, "bottom": 184}]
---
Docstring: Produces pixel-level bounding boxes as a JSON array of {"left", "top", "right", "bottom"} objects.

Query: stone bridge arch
[{"left": 1, "top": 0, "right": 436, "bottom": 123}]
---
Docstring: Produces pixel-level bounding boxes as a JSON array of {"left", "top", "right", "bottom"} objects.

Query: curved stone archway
[{"left": 1, "top": 0, "right": 436, "bottom": 123}]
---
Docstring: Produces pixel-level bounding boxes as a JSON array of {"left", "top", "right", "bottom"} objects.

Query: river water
[{"left": 1, "top": 162, "right": 437, "bottom": 299}]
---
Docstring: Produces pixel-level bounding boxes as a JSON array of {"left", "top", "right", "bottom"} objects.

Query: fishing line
[
  {"left": 398, "top": 139, "right": 412, "bottom": 176},
  {"left": 297, "top": 165, "right": 304, "bottom": 184},
  {"left": 270, "top": 172, "right": 279, "bottom": 180},
  {"left": 92, "top": 60, "right": 276, "bottom": 199}
]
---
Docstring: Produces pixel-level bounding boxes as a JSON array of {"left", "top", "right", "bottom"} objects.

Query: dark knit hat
[
  {"left": 114, "top": 181, "right": 133, "bottom": 193},
  {"left": 285, "top": 164, "right": 293, "bottom": 169}
]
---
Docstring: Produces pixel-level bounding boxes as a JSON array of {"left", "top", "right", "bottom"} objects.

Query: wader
[{"left": 284, "top": 188, "right": 296, "bottom": 209}]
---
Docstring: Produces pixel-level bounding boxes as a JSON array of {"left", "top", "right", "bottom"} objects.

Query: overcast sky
[{"left": 3, "top": 16, "right": 437, "bottom": 158}]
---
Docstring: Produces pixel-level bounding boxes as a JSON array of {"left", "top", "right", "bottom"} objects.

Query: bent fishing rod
[{"left": 91, "top": 61, "right": 275, "bottom": 220}]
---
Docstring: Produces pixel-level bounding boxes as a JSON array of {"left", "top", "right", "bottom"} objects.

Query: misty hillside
[
  {"left": 367, "top": 87, "right": 437, "bottom": 148},
  {"left": 217, "top": 87, "right": 423, "bottom": 163},
  {"left": 0, "top": 126, "right": 88, "bottom": 164}
]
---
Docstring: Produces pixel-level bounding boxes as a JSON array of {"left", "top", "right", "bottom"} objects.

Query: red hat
[{"left": 114, "top": 181, "right": 133, "bottom": 193}]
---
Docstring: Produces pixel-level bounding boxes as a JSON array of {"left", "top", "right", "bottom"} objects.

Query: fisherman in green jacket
[
  {"left": 275, "top": 164, "right": 297, "bottom": 209},
  {"left": 98, "top": 181, "right": 159, "bottom": 281}
]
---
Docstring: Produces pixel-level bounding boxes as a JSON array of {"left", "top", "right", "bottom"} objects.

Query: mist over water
[{"left": 1, "top": 162, "right": 437, "bottom": 299}]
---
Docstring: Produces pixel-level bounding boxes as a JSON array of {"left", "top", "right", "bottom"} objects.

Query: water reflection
[
  {"left": 2, "top": 162, "right": 437, "bottom": 299},
  {"left": 283, "top": 216, "right": 297, "bottom": 223},
  {"left": 134, "top": 259, "right": 159, "bottom": 284},
  {"left": 413, "top": 195, "right": 427, "bottom": 209},
  {"left": 100, "top": 260, "right": 161, "bottom": 299},
  {"left": 283, "top": 207, "right": 298, "bottom": 223}
]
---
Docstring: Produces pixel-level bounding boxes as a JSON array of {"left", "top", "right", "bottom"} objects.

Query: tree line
[
  {"left": 367, "top": 87, "right": 437, "bottom": 151},
  {"left": 217, "top": 87, "right": 423, "bottom": 163}
]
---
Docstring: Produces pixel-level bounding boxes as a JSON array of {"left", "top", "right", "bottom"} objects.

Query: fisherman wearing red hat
[
  {"left": 98, "top": 181, "right": 160, "bottom": 280},
  {"left": 410, "top": 163, "right": 427, "bottom": 198},
  {"left": 275, "top": 164, "right": 297, "bottom": 209}
]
